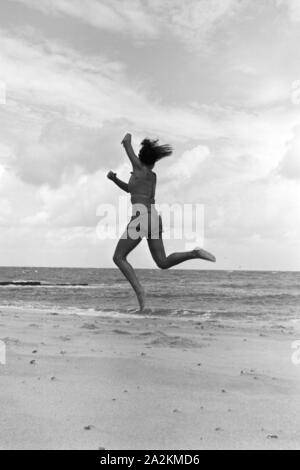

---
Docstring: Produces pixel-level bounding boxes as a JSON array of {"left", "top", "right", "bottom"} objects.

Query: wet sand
[{"left": 0, "top": 307, "right": 300, "bottom": 450}]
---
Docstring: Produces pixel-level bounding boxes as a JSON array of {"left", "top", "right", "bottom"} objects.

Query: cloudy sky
[{"left": 0, "top": 0, "right": 300, "bottom": 270}]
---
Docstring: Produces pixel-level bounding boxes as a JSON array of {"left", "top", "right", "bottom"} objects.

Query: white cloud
[
  {"left": 0, "top": 29, "right": 223, "bottom": 139},
  {"left": 12, "top": 0, "right": 159, "bottom": 38},
  {"left": 150, "top": 0, "right": 241, "bottom": 50},
  {"left": 12, "top": 0, "right": 242, "bottom": 50},
  {"left": 278, "top": 0, "right": 300, "bottom": 21},
  {"left": 278, "top": 126, "right": 300, "bottom": 179},
  {"left": 244, "top": 79, "right": 291, "bottom": 107},
  {"left": 167, "top": 145, "right": 210, "bottom": 180},
  {"left": 14, "top": 119, "right": 129, "bottom": 186},
  {"left": 21, "top": 168, "right": 111, "bottom": 228}
]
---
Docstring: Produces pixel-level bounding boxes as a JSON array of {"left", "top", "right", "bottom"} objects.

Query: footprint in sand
[
  {"left": 147, "top": 334, "right": 200, "bottom": 349},
  {"left": 84, "top": 425, "right": 95, "bottom": 431},
  {"left": 240, "top": 369, "right": 256, "bottom": 376},
  {"left": 60, "top": 336, "right": 71, "bottom": 342},
  {"left": 81, "top": 323, "right": 98, "bottom": 330},
  {"left": 113, "top": 329, "right": 132, "bottom": 335},
  {"left": 136, "top": 332, "right": 152, "bottom": 337},
  {"left": 3, "top": 337, "right": 20, "bottom": 345}
]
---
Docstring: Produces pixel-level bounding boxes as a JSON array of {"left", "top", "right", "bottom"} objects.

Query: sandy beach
[{"left": 0, "top": 307, "right": 299, "bottom": 450}]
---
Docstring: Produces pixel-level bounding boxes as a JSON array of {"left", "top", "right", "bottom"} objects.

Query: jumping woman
[{"left": 107, "top": 133, "right": 216, "bottom": 312}]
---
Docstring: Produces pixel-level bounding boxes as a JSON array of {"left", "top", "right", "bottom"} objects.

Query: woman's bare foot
[{"left": 193, "top": 247, "right": 216, "bottom": 263}]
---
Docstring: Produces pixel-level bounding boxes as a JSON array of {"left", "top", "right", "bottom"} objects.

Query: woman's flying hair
[{"left": 139, "top": 138, "right": 173, "bottom": 167}]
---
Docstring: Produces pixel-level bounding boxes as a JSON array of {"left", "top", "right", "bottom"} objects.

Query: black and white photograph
[{"left": 0, "top": 0, "right": 299, "bottom": 452}]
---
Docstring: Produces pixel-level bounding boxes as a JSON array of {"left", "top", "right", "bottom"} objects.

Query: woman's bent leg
[
  {"left": 147, "top": 237, "right": 215, "bottom": 269},
  {"left": 113, "top": 236, "right": 145, "bottom": 311}
]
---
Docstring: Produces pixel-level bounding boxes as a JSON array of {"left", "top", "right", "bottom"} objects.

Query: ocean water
[{"left": 0, "top": 267, "right": 299, "bottom": 321}]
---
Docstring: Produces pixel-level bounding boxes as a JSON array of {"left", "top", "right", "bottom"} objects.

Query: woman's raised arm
[{"left": 121, "top": 133, "right": 142, "bottom": 170}]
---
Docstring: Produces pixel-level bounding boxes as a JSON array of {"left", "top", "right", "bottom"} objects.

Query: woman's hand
[
  {"left": 121, "top": 133, "right": 132, "bottom": 145},
  {"left": 107, "top": 171, "right": 117, "bottom": 181}
]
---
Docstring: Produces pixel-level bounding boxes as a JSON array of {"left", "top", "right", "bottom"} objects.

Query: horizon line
[{"left": 0, "top": 266, "right": 299, "bottom": 273}]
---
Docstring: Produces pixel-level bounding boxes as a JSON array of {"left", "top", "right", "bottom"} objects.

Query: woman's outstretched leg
[
  {"left": 147, "top": 237, "right": 216, "bottom": 270},
  {"left": 113, "top": 236, "right": 145, "bottom": 311}
]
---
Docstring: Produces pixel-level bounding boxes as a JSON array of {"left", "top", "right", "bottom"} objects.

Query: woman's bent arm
[
  {"left": 107, "top": 171, "right": 129, "bottom": 193},
  {"left": 114, "top": 176, "right": 129, "bottom": 193}
]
